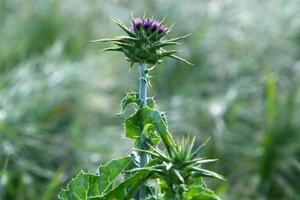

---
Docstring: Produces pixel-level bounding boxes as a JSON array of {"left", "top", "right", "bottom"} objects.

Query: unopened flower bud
[
  {"left": 159, "top": 25, "right": 167, "bottom": 34},
  {"left": 143, "top": 18, "right": 153, "bottom": 30},
  {"left": 151, "top": 22, "right": 159, "bottom": 32},
  {"left": 133, "top": 18, "right": 142, "bottom": 29}
]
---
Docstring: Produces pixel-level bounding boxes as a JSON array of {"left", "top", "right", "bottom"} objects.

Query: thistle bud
[
  {"left": 92, "top": 15, "right": 193, "bottom": 66},
  {"left": 151, "top": 21, "right": 159, "bottom": 33},
  {"left": 143, "top": 18, "right": 153, "bottom": 30},
  {"left": 159, "top": 25, "right": 167, "bottom": 34},
  {"left": 133, "top": 18, "right": 142, "bottom": 30}
]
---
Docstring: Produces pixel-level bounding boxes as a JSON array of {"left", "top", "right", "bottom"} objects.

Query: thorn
[
  {"left": 110, "top": 17, "right": 118, "bottom": 23},
  {"left": 160, "top": 15, "right": 167, "bottom": 24}
]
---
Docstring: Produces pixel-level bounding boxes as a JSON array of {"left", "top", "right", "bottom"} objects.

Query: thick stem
[
  {"left": 139, "top": 63, "right": 147, "bottom": 107},
  {"left": 138, "top": 62, "right": 148, "bottom": 199}
]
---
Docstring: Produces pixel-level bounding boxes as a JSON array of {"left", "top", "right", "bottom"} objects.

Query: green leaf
[
  {"left": 125, "top": 107, "right": 175, "bottom": 154},
  {"left": 184, "top": 185, "right": 221, "bottom": 200},
  {"left": 167, "top": 34, "right": 191, "bottom": 42},
  {"left": 151, "top": 41, "right": 180, "bottom": 49},
  {"left": 120, "top": 92, "right": 140, "bottom": 114},
  {"left": 159, "top": 50, "right": 177, "bottom": 58},
  {"left": 173, "top": 169, "right": 184, "bottom": 183},
  {"left": 190, "top": 137, "right": 211, "bottom": 159},
  {"left": 168, "top": 54, "right": 194, "bottom": 66},
  {"left": 139, "top": 107, "right": 175, "bottom": 154},
  {"left": 97, "top": 157, "right": 132, "bottom": 194},
  {"left": 58, "top": 157, "right": 132, "bottom": 200},
  {"left": 125, "top": 112, "right": 142, "bottom": 140},
  {"left": 90, "top": 36, "right": 139, "bottom": 43},
  {"left": 111, "top": 18, "right": 137, "bottom": 38},
  {"left": 58, "top": 171, "right": 102, "bottom": 200},
  {"left": 141, "top": 123, "right": 160, "bottom": 145},
  {"left": 160, "top": 48, "right": 194, "bottom": 66},
  {"left": 98, "top": 47, "right": 123, "bottom": 52},
  {"left": 192, "top": 167, "right": 225, "bottom": 181},
  {"left": 90, "top": 159, "right": 160, "bottom": 200},
  {"left": 120, "top": 94, "right": 156, "bottom": 114},
  {"left": 114, "top": 41, "right": 135, "bottom": 48},
  {"left": 146, "top": 97, "right": 155, "bottom": 109}
]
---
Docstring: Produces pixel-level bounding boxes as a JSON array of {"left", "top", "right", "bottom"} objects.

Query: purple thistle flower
[
  {"left": 133, "top": 18, "right": 142, "bottom": 29},
  {"left": 159, "top": 25, "right": 167, "bottom": 34},
  {"left": 143, "top": 18, "right": 153, "bottom": 30},
  {"left": 131, "top": 17, "right": 168, "bottom": 38},
  {"left": 151, "top": 22, "right": 160, "bottom": 32}
]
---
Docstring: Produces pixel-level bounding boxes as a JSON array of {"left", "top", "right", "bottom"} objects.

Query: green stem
[
  {"left": 139, "top": 62, "right": 147, "bottom": 107},
  {"left": 138, "top": 62, "right": 148, "bottom": 199}
]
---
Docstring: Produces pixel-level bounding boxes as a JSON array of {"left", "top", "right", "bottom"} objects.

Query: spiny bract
[{"left": 132, "top": 137, "right": 224, "bottom": 185}]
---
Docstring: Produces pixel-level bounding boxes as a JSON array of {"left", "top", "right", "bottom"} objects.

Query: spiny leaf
[
  {"left": 134, "top": 148, "right": 171, "bottom": 163},
  {"left": 168, "top": 54, "right": 194, "bottom": 66},
  {"left": 184, "top": 185, "right": 221, "bottom": 200},
  {"left": 126, "top": 166, "right": 164, "bottom": 174},
  {"left": 119, "top": 92, "right": 140, "bottom": 114},
  {"left": 130, "top": 11, "right": 135, "bottom": 21},
  {"left": 113, "top": 41, "right": 135, "bottom": 47},
  {"left": 97, "top": 157, "right": 132, "bottom": 194},
  {"left": 195, "top": 159, "right": 219, "bottom": 165},
  {"left": 90, "top": 159, "right": 160, "bottom": 200},
  {"left": 186, "top": 136, "right": 196, "bottom": 157},
  {"left": 151, "top": 41, "right": 180, "bottom": 49},
  {"left": 111, "top": 17, "right": 137, "bottom": 38},
  {"left": 159, "top": 50, "right": 177, "bottom": 58},
  {"left": 90, "top": 36, "right": 140, "bottom": 43},
  {"left": 191, "top": 137, "right": 211, "bottom": 158},
  {"left": 98, "top": 47, "right": 123, "bottom": 52},
  {"left": 58, "top": 171, "right": 101, "bottom": 200},
  {"left": 173, "top": 169, "right": 184, "bottom": 183},
  {"left": 146, "top": 97, "right": 155, "bottom": 109},
  {"left": 58, "top": 157, "right": 132, "bottom": 200},
  {"left": 125, "top": 114, "right": 141, "bottom": 140},
  {"left": 184, "top": 158, "right": 218, "bottom": 165},
  {"left": 125, "top": 107, "right": 176, "bottom": 154},
  {"left": 166, "top": 23, "right": 175, "bottom": 34},
  {"left": 159, "top": 15, "right": 167, "bottom": 24},
  {"left": 167, "top": 34, "right": 191, "bottom": 42},
  {"left": 147, "top": 143, "right": 172, "bottom": 162},
  {"left": 143, "top": 11, "right": 147, "bottom": 19},
  {"left": 141, "top": 123, "right": 160, "bottom": 145},
  {"left": 133, "top": 148, "right": 161, "bottom": 160},
  {"left": 192, "top": 167, "right": 225, "bottom": 181},
  {"left": 165, "top": 162, "right": 173, "bottom": 170}
]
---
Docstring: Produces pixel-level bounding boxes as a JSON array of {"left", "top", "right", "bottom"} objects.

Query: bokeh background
[{"left": 1, "top": 0, "right": 300, "bottom": 199}]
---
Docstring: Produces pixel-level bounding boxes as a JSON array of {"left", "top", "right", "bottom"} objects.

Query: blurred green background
[{"left": 0, "top": 0, "right": 300, "bottom": 199}]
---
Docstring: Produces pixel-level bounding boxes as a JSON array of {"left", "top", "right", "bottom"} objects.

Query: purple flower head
[
  {"left": 151, "top": 22, "right": 160, "bottom": 32},
  {"left": 159, "top": 25, "right": 168, "bottom": 34},
  {"left": 131, "top": 17, "right": 169, "bottom": 39},
  {"left": 143, "top": 18, "right": 153, "bottom": 30},
  {"left": 133, "top": 18, "right": 142, "bottom": 29}
]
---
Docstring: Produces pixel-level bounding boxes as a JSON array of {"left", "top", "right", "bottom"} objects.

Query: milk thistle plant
[{"left": 58, "top": 15, "right": 223, "bottom": 200}]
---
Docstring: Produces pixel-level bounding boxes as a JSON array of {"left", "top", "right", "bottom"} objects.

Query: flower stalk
[
  {"left": 139, "top": 63, "right": 147, "bottom": 108},
  {"left": 138, "top": 62, "right": 149, "bottom": 199}
]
